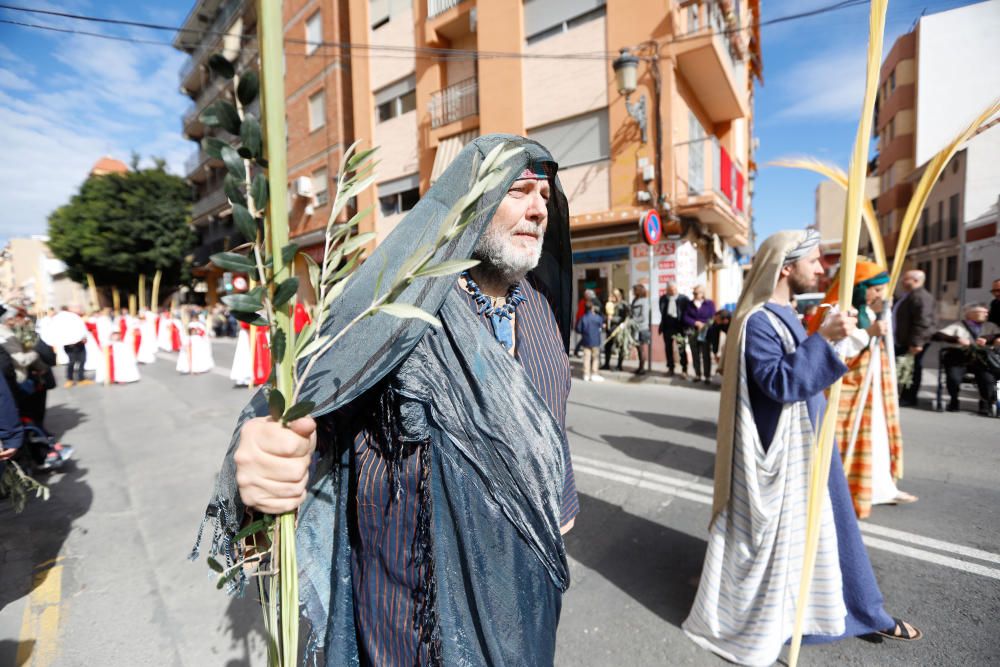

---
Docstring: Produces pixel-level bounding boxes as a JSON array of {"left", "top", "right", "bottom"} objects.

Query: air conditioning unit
[{"left": 293, "top": 176, "right": 313, "bottom": 198}]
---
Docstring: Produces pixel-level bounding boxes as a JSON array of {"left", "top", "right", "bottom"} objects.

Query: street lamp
[{"left": 613, "top": 47, "right": 647, "bottom": 143}]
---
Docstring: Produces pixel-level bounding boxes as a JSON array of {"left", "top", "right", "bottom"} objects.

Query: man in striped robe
[
  {"left": 195, "top": 135, "right": 578, "bottom": 666},
  {"left": 683, "top": 230, "right": 921, "bottom": 666}
]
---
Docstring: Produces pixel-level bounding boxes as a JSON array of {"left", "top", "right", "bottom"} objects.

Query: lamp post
[
  {"left": 614, "top": 43, "right": 665, "bottom": 371},
  {"left": 613, "top": 43, "right": 664, "bottom": 211}
]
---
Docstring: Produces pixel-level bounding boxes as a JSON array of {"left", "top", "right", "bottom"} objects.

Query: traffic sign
[{"left": 640, "top": 209, "right": 661, "bottom": 245}]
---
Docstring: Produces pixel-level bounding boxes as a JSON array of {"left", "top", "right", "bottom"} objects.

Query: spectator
[
  {"left": 683, "top": 284, "right": 716, "bottom": 383},
  {"left": 601, "top": 288, "right": 630, "bottom": 371},
  {"left": 892, "top": 269, "right": 935, "bottom": 407},
  {"left": 706, "top": 309, "right": 732, "bottom": 374},
  {"left": 573, "top": 289, "right": 601, "bottom": 357},
  {"left": 989, "top": 278, "right": 1000, "bottom": 327},
  {"left": 575, "top": 304, "right": 604, "bottom": 382},
  {"left": 933, "top": 303, "right": 1000, "bottom": 416},
  {"left": 659, "top": 281, "right": 690, "bottom": 377},
  {"left": 0, "top": 366, "right": 25, "bottom": 473},
  {"left": 630, "top": 284, "right": 651, "bottom": 375}
]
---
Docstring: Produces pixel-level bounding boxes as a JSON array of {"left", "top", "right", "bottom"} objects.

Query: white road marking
[{"left": 572, "top": 455, "right": 1000, "bottom": 580}]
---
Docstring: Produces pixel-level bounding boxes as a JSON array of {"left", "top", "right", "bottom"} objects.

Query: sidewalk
[{"left": 568, "top": 351, "right": 991, "bottom": 414}]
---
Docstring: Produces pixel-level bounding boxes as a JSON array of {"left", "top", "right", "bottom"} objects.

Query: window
[
  {"left": 948, "top": 194, "right": 959, "bottom": 238},
  {"left": 524, "top": 0, "right": 606, "bottom": 45},
  {"left": 946, "top": 255, "right": 957, "bottom": 282},
  {"left": 528, "top": 108, "right": 609, "bottom": 170},
  {"left": 308, "top": 90, "right": 325, "bottom": 131},
  {"left": 889, "top": 117, "right": 895, "bottom": 140},
  {"left": 312, "top": 167, "right": 329, "bottom": 206},
  {"left": 374, "top": 75, "right": 416, "bottom": 123},
  {"left": 688, "top": 112, "right": 706, "bottom": 193},
  {"left": 920, "top": 261, "right": 933, "bottom": 289},
  {"left": 889, "top": 69, "right": 896, "bottom": 92},
  {"left": 919, "top": 209, "right": 928, "bottom": 246},
  {"left": 688, "top": 4, "right": 700, "bottom": 31},
  {"left": 305, "top": 11, "right": 321, "bottom": 55},
  {"left": 968, "top": 260, "right": 983, "bottom": 289},
  {"left": 935, "top": 258, "right": 944, "bottom": 295},
  {"left": 378, "top": 173, "right": 420, "bottom": 216},
  {"left": 952, "top": 156, "right": 960, "bottom": 174}
]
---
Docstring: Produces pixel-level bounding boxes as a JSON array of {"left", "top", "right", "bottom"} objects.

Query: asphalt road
[{"left": 1, "top": 339, "right": 998, "bottom": 666}]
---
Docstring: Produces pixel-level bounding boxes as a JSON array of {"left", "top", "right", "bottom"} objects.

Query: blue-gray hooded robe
[{"left": 192, "top": 134, "right": 576, "bottom": 666}]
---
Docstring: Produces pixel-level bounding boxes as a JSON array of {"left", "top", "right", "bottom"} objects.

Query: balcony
[
  {"left": 427, "top": 0, "right": 463, "bottom": 18},
  {"left": 191, "top": 186, "right": 229, "bottom": 223},
  {"left": 674, "top": 1, "right": 749, "bottom": 122},
  {"left": 185, "top": 144, "right": 226, "bottom": 182},
  {"left": 429, "top": 77, "right": 478, "bottom": 129},
  {"left": 674, "top": 136, "right": 748, "bottom": 242},
  {"left": 182, "top": 77, "right": 230, "bottom": 139},
  {"left": 876, "top": 181, "right": 912, "bottom": 216},
  {"left": 426, "top": 0, "right": 474, "bottom": 42},
  {"left": 178, "top": 0, "right": 243, "bottom": 91}
]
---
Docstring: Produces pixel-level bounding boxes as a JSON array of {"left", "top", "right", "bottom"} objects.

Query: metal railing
[
  {"left": 182, "top": 76, "right": 229, "bottom": 130},
  {"left": 191, "top": 186, "right": 229, "bottom": 222},
  {"left": 429, "top": 77, "right": 478, "bottom": 129},
  {"left": 428, "top": 0, "right": 462, "bottom": 19},
  {"left": 185, "top": 147, "right": 209, "bottom": 176},
  {"left": 676, "top": 136, "right": 745, "bottom": 211},
  {"left": 178, "top": 0, "right": 243, "bottom": 84}
]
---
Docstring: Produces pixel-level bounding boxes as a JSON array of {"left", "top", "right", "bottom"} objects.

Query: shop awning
[{"left": 430, "top": 130, "right": 476, "bottom": 184}]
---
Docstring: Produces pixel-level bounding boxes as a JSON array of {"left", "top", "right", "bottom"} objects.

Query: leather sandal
[{"left": 875, "top": 618, "right": 923, "bottom": 641}]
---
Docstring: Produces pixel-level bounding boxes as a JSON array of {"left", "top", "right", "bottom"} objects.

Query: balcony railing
[
  {"left": 185, "top": 147, "right": 210, "bottom": 176},
  {"left": 676, "top": 136, "right": 746, "bottom": 215},
  {"left": 191, "top": 186, "right": 229, "bottom": 222},
  {"left": 429, "top": 77, "right": 478, "bottom": 129},
  {"left": 428, "top": 0, "right": 462, "bottom": 19},
  {"left": 182, "top": 76, "right": 229, "bottom": 130},
  {"left": 178, "top": 0, "right": 243, "bottom": 84}
]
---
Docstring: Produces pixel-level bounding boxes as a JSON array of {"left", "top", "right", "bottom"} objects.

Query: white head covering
[{"left": 712, "top": 229, "right": 812, "bottom": 521}]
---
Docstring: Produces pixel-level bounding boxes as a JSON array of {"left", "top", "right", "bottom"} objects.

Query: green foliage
[
  {"left": 237, "top": 71, "right": 259, "bottom": 107},
  {"left": 47, "top": 162, "right": 195, "bottom": 295},
  {"left": 0, "top": 461, "right": 50, "bottom": 513},
  {"left": 208, "top": 53, "right": 235, "bottom": 79}
]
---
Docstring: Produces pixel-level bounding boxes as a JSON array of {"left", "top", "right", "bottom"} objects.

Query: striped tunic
[{"left": 351, "top": 277, "right": 578, "bottom": 666}]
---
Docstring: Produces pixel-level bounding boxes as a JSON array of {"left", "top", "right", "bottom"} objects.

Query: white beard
[{"left": 472, "top": 223, "right": 543, "bottom": 286}]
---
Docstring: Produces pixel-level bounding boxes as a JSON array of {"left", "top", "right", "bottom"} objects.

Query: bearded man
[
  {"left": 194, "top": 135, "right": 578, "bottom": 666},
  {"left": 682, "top": 230, "right": 920, "bottom": 666}
]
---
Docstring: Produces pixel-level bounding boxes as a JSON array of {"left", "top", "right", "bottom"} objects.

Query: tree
[{"left": 47, "top": 162, "right": 195, "bottom": 302}]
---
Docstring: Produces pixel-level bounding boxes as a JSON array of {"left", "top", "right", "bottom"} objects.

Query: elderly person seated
[{"left": 933, "top": 303, "right": 1000, "bottom": 416}]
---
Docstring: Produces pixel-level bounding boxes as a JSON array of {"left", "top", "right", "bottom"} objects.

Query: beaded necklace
[{"left": 461, "top": 270, "right": 526, "bottom": 351}]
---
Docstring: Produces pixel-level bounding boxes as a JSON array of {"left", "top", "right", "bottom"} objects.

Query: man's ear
[{"left": 778, "top": 263, "right": 792, "bottom": 279}]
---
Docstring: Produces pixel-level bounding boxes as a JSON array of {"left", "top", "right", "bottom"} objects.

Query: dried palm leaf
[
  {"left": 770, "top": 157, "right": 886, "bottom": 268},
  {"left": 788, "top": 2, "right": 888, "bottom": 665},
  {"left": 888, "top": 99, "right": 1000, "bottom": 293}
]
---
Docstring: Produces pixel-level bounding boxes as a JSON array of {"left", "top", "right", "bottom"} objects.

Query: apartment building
[
  {"left": 873, "top": 1, "right": 1000, "bottom": 317},
  {"left": 174, "top": 0, "right": 259, "bottom": 304},
  {"left": 289, "top": 0, "right": 760, "bottom": 337},
  {"left": 178, "top": 0, "right": 761, "bottom": 330}
]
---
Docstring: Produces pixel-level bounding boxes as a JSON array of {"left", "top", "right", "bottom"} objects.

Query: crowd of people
[
  {"left": 0, "top": 297, "right": 320, "bottom": 485},
  {"left": 572, "top": 282, "right": 732, "bottom": 382}
]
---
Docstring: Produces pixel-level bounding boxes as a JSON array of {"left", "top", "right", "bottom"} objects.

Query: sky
[
  {"left": 0, "top": 0, "right": 986, "bottom": 247},
  {"left": 751, "top": 0, "right": 983, "bottom": 242}
]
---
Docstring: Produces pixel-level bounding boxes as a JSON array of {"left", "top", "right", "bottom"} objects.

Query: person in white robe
[
  {"left": 136, "top": 311, "right": 158, "bottom": 364},
  {"left": 683, "top": 230, "right": 921, "bottom": 667},
  {"left": 229, "top": 323, "right": 253, "bottom": 386},
  {"left": 177, "top": 321, "right": 214, "bottom": 374}
]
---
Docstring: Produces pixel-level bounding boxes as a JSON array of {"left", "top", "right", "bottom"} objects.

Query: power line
[{"left": 0, "top": 0, "right": 887, "bottom": 64}]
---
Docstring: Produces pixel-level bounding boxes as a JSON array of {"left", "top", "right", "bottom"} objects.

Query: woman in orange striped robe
[{"left": 810, "top": 261, "right": 917, "bottom": 518}]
